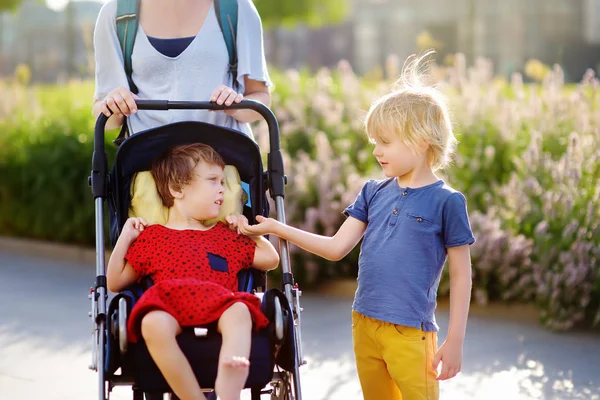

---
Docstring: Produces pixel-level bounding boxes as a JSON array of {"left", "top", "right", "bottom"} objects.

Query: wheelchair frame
[{"left": 88, "top": 100, "right": 305, "bottom": 400}]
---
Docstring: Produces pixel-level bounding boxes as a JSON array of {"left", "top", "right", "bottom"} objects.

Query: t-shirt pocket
[{"left": 207, "top": 253, "right": 229, "bottom": 273}]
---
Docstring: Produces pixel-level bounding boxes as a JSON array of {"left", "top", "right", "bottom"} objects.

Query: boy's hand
[
  {"left": 432, "top": 339, "right": 463, "bottom": 380},
  {"left": 238, "top": 215, "right": 278, "bottom": 236},
  {"left": 121, "top": 217, "right": 148, "bottom": 243},
  {"left": 225, "top": 214, "right": 248, "bottom": 234}
]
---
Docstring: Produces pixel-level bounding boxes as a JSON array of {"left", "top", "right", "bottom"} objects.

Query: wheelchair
[{"left": 88, "top": 100, "right": 305, "bottom": 399}]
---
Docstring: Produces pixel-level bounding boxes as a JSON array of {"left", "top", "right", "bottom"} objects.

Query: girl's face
[
  {"left": 371, "top": 132, "right": 425, "bottom": 178},
  {"left": 178, "top": 161, "right": 225, "bottom": 221}
]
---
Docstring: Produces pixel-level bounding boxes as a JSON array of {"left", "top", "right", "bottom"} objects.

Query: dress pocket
[{"left": 207, "top": 253, "right": 229, "bottom": 273}]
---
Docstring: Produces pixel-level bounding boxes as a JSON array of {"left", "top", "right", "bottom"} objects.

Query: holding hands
[{"left": 225, "top": 214, "right": 278, "bottom": 237}]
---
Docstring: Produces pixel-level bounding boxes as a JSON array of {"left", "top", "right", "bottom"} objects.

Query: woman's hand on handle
[
  {"left": 101, "top": 87, "right": 140, "bottom": 117},
  {"left": 210, "top": 85, "right": 244, "bottom": 116}
]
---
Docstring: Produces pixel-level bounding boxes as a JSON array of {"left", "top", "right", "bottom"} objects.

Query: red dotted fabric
[{"left": 124, "top": 222, "right": 269, "bottom": 342}]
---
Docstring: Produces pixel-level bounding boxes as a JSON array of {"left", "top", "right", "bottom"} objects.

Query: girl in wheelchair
[{"left": 106, "top": 142, "right": 280, "bottom": 400}]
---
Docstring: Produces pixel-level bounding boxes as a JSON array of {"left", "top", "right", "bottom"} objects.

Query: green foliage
[
  {"left": 1, "top": 56, "right": 599, "bottom": 330},
  {"left": 254, "top": 0, "right": 348, "bottom": 28},
  {"left": 0, "top": 0, "right": 21, "bottom": 12}
]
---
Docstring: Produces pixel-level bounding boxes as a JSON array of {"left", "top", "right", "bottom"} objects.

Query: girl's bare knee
[
  {"left": 230, "top": 302, "right": 252, "bottom": 322},
  {"left": 220, "top": 302, "right": 252, "bottom": 331},
  {"left": 141, "top": 311, "right": 177, "bottom": 342}
]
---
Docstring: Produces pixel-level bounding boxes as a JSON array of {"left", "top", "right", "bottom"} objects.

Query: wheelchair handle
[
  {"left": 133, "top": 100, "right": 281, "bottom": 153},
  {"left": 92, "top": 99, "right": 285, "bottom": 200}
]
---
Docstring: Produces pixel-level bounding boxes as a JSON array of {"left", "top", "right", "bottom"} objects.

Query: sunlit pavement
[{"left": 1, "top": 252, "right": 598, "bottom": 400}]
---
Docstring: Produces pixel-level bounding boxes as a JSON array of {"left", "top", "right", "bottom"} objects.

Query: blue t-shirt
[{"left": 344, "top": 178, "right": 475, "bottom": 332}]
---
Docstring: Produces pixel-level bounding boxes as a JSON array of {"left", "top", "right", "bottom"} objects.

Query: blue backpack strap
[
  {"left": 116, "top": 0, "right": 140, "bottom": 94},
  {"left": 214, "top": 0, "right": 239, "bottom": 90}
]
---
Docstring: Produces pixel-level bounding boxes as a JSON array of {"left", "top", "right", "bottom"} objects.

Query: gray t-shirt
[
  {"left": 344, "top": 178, "right": 475, "bottom": 332},
  {"left": 93, "top": 0, "right": 272, "bottom": 139}
]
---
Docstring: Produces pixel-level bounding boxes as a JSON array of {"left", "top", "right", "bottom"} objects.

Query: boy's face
[
  {"left": 178, "top": 161, "right": 225, "bottom": 221},
  {"left": 371, "top": 132, "right": 425, "bottom": 178}
]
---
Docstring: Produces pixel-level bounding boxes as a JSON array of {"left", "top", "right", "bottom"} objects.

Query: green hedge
[{"left": 1, "top": 59, "right": 599, "bottom": 330}]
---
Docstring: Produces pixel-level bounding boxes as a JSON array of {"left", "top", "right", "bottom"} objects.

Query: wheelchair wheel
[{"left": 270, "top": 370, "right": 294, "bottom": 400}]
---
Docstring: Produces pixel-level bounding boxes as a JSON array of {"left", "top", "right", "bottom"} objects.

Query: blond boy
[{"left": 235, "top": 53, "right": 475, "bottom": 400}]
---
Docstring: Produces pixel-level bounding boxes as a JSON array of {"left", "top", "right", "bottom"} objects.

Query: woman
[{"left": 92, "top": 0, "right": 271, "bottom": 139}]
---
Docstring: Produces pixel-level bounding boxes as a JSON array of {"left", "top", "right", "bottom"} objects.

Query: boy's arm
[
  {"left": 250, "top": 236, "right": 280, "bottom": 271},
  {"left": 241, "top": 216, "right": 367, "bottom": 261},
  {"left": 433, "top": 244, "right": 472, "bottom": 380},
  {"left": 446, "top": 244, "right": 472, "bottom": 344}
]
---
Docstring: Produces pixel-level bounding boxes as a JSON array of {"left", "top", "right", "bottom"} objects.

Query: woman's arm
[
  {"left": 210, "top": 77, "right": 270, "bottom": 124},
  {"left": 234, "top": 77, "right": 270, "bottom": 123}
]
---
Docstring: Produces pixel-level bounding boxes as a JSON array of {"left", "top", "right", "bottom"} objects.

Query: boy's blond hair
[{"left": 365, "top": 51, "right": 456, "bottom": 171}]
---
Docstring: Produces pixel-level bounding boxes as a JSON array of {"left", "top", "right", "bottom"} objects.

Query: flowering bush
[
  {"left": 255, "top": 56, "right": 600, "bottom": 329},
  {"left": 1, "top": 55, "right": 599, "bottom": 329}
]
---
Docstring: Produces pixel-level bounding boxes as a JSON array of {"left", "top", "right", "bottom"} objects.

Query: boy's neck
[{"left": 396, "top": 167, "right": 439, "bottom": 189}]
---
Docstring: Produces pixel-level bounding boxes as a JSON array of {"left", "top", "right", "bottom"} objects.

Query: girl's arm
[
  {"left": 241, "top": 215, "right": 367, "bottom": 262},
  {"left": 250, "top": 236, "right": 280, "bottom": 271},
  {"left": 107, "top": 241, "right": 138, "bottom": 293},
  {"left": 107, "top": 218, "right": 147, "bottom": 293}
]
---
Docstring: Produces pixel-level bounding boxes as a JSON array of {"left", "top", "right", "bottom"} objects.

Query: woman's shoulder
[
  {"left": 236, "top": 0, "right": 262, "bottom": 25},
  {"left": 95, "top": 0, "right": 118, "bottom": 28}
]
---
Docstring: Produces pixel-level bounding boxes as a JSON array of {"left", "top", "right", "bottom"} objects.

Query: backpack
[{"left": 113, "top": 0, "right": 239, "bottom": 144}]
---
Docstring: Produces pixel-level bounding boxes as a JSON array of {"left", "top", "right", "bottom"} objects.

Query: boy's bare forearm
[
  {"left": 446, "top": 268, "right": 472, "bottom": 344},
  {"left": 272, "top": 223, "right": 344, "bottom": 261}
]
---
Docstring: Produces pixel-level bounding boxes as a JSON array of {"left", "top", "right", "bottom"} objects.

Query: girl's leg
[
  {"left": 141, "top": 311, "right": 206, "bottom": 400},
  {"left": 214, "top": 302, "right": 253, "bottom": 400}
]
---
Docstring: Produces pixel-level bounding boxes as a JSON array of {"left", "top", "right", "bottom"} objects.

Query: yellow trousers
[{"left": 352, "top": 311, "right": 439, "bottom": 400}]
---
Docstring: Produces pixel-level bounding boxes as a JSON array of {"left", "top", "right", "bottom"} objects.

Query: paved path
[{"left": 1, "top": 252, "right": 599, "bottom": 399}]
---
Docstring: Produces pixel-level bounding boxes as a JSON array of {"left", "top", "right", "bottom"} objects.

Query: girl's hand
[
  {"left": 121, "top": 217, "right": 148, "bottom": 244},
  {"left": 100, "top": 87, "right": 139, "bottom": 118},
  {"left": 432, "top": 339, "right": 463, "bottom": 380},
  {"left": 225, "top": 213, "right": 248, "bottom": 234},
  {"left": 238, "top": 215, "right": 278, "bottom": 237},
  {"left": 210, "top": 85, "right": 244, "bottom": 116}
]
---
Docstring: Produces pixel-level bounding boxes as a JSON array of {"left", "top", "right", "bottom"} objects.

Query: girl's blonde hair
[{"left": 365, "top": 51, "right": 456, "bottom": 171}]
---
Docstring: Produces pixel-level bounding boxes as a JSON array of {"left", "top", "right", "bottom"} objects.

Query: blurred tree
[
  {"left": 253, "top": 0, "right": 348, "bottom": 65},
  {"left": 416, "top": 30, "right": 444, "bottom": 53},
  {"left": 0, "top": 0, "right": 22, "bottom": 64},
  {"left": 65, "top": 0, "right": 76, "bottom": 78}
]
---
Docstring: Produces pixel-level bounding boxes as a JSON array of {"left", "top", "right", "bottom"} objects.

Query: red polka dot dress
[{"left": 124, "top": 222, "right": 269, "bottom": 342}]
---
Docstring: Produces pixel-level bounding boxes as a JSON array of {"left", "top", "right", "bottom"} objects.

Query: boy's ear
[
  {"left": 169, "top": 184, "right": 184, "bottom": 199},
  {"left": 418, "top": 140, "right": 430, "bottom": 155}
]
